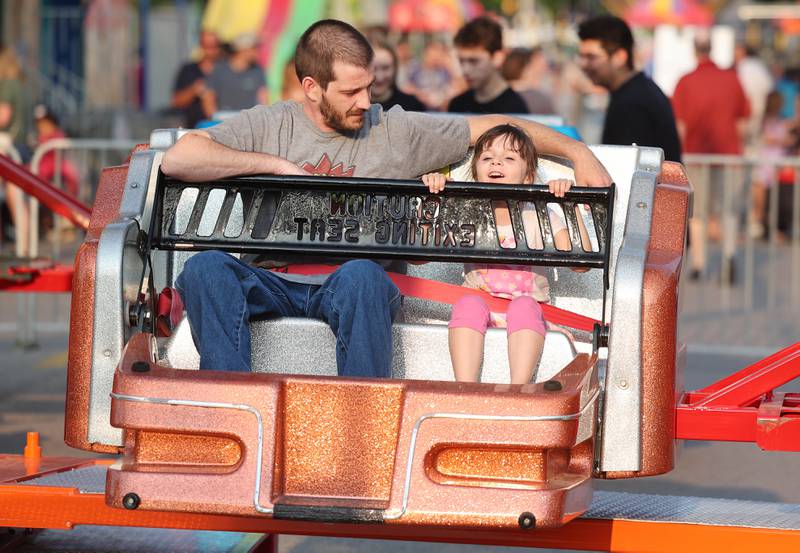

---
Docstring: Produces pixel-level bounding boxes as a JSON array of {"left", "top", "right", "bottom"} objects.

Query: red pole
[{"left": 0, "top": 153, "right": 91, "bottom": 230}]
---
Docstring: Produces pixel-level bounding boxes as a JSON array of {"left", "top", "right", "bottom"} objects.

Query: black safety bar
[{"left": 150, "top": 172, "right": 615, "bottom": 277}]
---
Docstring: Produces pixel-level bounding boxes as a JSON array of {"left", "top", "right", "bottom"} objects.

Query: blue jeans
[{"left": 176, "top": 251, "right": 401, "bottom": 377}]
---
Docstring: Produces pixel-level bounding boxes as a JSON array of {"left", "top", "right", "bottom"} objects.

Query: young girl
[
  {"left": 751, "top": 91, "right": 795, "bottom": 239},
  {"left": 422, "top": 123, "right": 579, "bottom": 384}
]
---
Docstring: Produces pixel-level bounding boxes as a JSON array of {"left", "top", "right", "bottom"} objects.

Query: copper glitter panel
[
  {"left": 279, "top": 381, "right": 404, "bottom": 504},
  {"left": 109, "top": 335, "right": 598, "bottom": 527},
  {"left": 134, "top": 431, "right": 242, "bottom": 468},
  {"left": 385, "top": 355, "right": 599, "bottom": 528},
  {"left": 426, "top": 446, "right": 550, "bottom": 485},
  {"left": 108, "top": 335, "right": 282, "bottom": 515}
]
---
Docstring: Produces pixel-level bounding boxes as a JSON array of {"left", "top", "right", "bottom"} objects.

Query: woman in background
[
  {"left": 0, "top": 46, "right": 29, "bottom": 256},
  {"left": 370, "top": 42, "right": 426, "bottom": 112}
]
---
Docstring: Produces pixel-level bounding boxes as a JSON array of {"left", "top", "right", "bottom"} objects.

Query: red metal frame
[
  {"left": 0, "top": 153, "right": 91, "bottom": 230},
  {"left": 0, "top": 152, "right": 85, "bottom": 294},
  {"left": 677, "top": 341, "right": 800, "bottom": 450},
  {"left": 0, "top": 264, "right": 74, "bottom": 293}
]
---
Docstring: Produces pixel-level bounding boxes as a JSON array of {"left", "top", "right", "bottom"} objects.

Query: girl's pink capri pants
[{"left": 448, "top": 295, "right": 546, "bottom": 336}]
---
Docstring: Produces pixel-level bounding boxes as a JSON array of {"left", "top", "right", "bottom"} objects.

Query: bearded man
[{"left": 162, "top": 19, "right": 611, "bottom": 377}]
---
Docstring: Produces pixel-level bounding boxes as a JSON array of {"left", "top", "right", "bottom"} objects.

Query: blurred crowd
[
  {"left": 3, "top": 12, "right": 800, "bottom": 269},
  {"left": 166, "top": 14, "right": 800, "bottom": 273}
]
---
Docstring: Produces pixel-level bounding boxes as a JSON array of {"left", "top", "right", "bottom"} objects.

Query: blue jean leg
[
  {"left": 176, "top": 251, "right": 311, "bottom": 372},
  {"left": 307, "top": 259, "right": 401, "bottom": 378}
]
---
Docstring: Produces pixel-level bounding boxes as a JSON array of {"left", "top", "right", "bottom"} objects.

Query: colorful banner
[
  {"left": 266, "top": 0, "right": 326, "bottom": 103},
  {"left": 202, "top": 0, "right": 270, "bottom": 42}
]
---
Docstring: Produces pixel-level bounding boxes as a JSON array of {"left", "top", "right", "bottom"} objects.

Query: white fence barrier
[
  {"left": 683, "top": 153, "right": 800, "bottom": 311},
  {"left": 5, "top": 138, "right": 141, "bottom": 346}
]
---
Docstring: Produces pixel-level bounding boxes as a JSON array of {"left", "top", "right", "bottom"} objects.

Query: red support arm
[
  {"left": 693, "top": 342, "right": 800, "bottom": 408},
  {"left": 677, "top": 341, "right": 800, "bottom": 451},
  {"left": 0, "top": 153, "right": 91, "bottom": 230}
]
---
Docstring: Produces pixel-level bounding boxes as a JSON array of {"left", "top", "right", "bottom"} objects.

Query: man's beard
[{"left": 320, "top": 93, "right": 364, "bottom": 132}]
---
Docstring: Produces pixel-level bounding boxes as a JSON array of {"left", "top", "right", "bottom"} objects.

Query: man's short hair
[
  {"left": 295, "top": 19, "right": 373, "bottom": 89},
  {"left": 578, "top": 15, "right": 634, "bottom": 70},
  {"left": 694, "top": 31, "right": 712, "bottom": 56},
  {"left": 502, "top": 48, "right": 531, "bottom": 81},
  {"left": 454, "top": 16, "right": 503, "bottom": 54},
  {"left": 502, "top": 47, "right": 545, "bottom": 81}
]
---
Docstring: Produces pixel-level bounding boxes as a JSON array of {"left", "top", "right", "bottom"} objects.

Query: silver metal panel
[
  {"left": 89, "top": 220, "right": 144, "bottom": 446},
  {"left": 118, "top": 150, "right": 163, "bottom": 236},
  {"left": 15, "top": 466, "right": 106, "bottom": 493},
  {"left": 406, "top": 262, "right": 463, "bottom": 285},
  {"left": 600, "top": 168, "right": 659, "bottom": 472},
  {"left": 160, "top": 318, "right": 200, "bottom": 369},
  {"left": 162, "top": 317, "right": 577, "bottom": 384},
  {"left": 550, "top": 146, "right": 643, "bottom": 323},
  {"left": 586, "top": 491, "right": 800, "bottom": 530},
  {"left": 148, "top": 128, "right": 187, "bottom": 150}
]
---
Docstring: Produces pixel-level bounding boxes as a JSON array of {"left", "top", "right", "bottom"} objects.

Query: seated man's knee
[
  {"left": 337, "top": 260, "right": 396, "bottom": 295},
  {"left": 178, "top": 251, "right": 236, "bottom": 289}
]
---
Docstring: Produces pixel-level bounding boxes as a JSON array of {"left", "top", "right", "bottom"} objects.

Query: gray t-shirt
[
  {"left": 207, "top": 100, "right": 471, "bottom": 282},
  {"left": 208, "top": 100, "right": 469, "bottom": 177},
  {"left": 207, "top": 62, "right": 266, "bottom": 112}
]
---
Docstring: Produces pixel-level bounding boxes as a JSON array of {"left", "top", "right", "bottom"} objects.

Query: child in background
[
  {"left": 422, "top": 123, "right": 581, "bottom": 384},
  {"left": 750, "top": 91, "right": 795, "bottom": 239}
]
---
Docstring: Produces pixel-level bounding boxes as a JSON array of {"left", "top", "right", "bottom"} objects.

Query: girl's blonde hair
[{"left": 471, "top": 124, "right": 538, "bottom": 182}]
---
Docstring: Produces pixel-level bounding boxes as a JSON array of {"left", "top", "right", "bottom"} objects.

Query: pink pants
[{"left": 448, "top": 295, "right": 546, "bottom": 336}]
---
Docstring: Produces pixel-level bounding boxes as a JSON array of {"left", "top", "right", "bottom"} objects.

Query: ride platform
[{"left": 2, "top": 454, "right": 799, "bottom": 552}]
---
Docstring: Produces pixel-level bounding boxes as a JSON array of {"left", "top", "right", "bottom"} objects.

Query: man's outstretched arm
[
  {"left": 465, "top": 115, "right": 613, "bottom": 187},
  {"left": 161, "top": 131, "right": 308, "bottom": 182}
]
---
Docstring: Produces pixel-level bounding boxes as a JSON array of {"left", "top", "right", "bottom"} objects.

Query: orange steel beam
[{"left": 1, "top": 461, "right": 799, "bottom": 552}]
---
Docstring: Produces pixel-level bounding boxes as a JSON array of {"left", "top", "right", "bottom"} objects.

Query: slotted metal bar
[
  {"left": 182, "top": 187, "right": 211, "bottom": 237},
  {"left": 535, "top": 199, "right": 556, "bottom": 251},
  {"left": 564, "top": 201, "right": 583, "bottom": 252},
  {"left": 151, "top": 173, "right": 614, "bottom": 269},
  {"left": 213, "top": 188, "right": 239, "bottom": 238}
]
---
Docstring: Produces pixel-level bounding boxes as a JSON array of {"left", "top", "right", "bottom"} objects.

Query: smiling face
[
  {"left": 371, "top": 47, "right": 395, "bottom": 100},
  {"left": 473, "top": 134, "right": 534, "bottom": 184},
  {"left": 312, "top": 61, "right": 374, "bottom": 132}
]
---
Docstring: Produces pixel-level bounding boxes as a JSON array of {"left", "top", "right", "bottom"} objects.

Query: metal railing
[
  {"left": 682, "top": 153, "right": 800, "bottom": 312},
  {"left": 10, "top": 138, "right": 140, "bottom": 346},
  {"left": 28, "top": 138, "right": 140, "bottom": 260},
  {"left": 0, "top": 139, "right": 34, "bottom": 346}
]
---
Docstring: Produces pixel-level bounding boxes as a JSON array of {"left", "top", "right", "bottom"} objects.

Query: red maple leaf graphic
[{"left": 302, "top": 153, "right": 355, "bottom": 177}]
